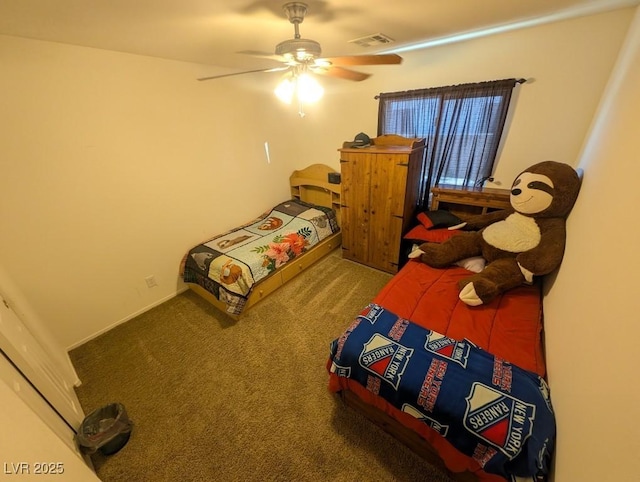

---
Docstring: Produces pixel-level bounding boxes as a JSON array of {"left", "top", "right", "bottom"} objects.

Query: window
[{"left": 377, "top": 79, "right": 521, "bottom": 208}]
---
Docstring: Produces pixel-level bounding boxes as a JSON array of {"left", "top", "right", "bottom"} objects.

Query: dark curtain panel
[{"left": 377, "top": 78, "right": 519, "bottom": 209}]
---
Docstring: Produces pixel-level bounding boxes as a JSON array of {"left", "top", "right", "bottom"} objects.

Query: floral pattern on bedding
[{"left": 253, "top": 230, "right": 311, "bottom": 272}]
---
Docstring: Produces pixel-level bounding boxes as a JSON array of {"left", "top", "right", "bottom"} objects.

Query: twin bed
[
  {"left": 182, "top": 164, "right": 555, "bottom": 482},
  {"left": 327, "top": 261, "right": 554, "bottom": 482},
  {"left": 181, "top": 164, "right": 342, "bottom": 318}
]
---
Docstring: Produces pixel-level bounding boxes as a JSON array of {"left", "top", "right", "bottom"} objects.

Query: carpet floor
[{"left": 70, "top": 251, "right": 455, "bottom": 482}]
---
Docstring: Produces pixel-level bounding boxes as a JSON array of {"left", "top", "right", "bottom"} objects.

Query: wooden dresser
[
  {"left": 431, "top": 184, "right": 511, "bottom": 218},
  {"left": 339, "top": 135, "right": 426, "bottom": 273}
]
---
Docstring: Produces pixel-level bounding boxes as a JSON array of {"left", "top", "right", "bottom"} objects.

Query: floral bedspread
[{"left": 183, "top": 200, "right": 339, "bottom": 315}]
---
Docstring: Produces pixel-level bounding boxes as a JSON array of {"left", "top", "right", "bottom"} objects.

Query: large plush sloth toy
[{"left": 411, "top": 161, "right": 582, "bottom": 306}]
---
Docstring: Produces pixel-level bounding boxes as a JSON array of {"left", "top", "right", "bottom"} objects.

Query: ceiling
[{"left": 0, "top": 0, "right": 637, "bottom": 75}]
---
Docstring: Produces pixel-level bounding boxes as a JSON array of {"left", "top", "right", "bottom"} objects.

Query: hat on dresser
[{"left": 344, "top": 132, "right": 371, "bottom": 148}]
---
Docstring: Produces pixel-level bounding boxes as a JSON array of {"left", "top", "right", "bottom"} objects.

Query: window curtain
[{"left": 377, "top": 78, "right": 520, "bottom": 209}]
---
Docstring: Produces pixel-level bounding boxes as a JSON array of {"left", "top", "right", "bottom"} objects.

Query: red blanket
[{"left": 372, "top": 260, "right": 545, "bottom": 377}]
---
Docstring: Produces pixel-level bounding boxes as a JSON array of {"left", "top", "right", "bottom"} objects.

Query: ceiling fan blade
[
  {"left": 312, "top": 66, "right": 371, "bottom": 82},
  {"left": 319, "top": 54, "right": 403, "bottom": 66},
  {"left": 198, "top": 67, "right": 288, "bottom": 82},
  {"left": 238, "top": 50, "right": 287, "bottom": 62}
]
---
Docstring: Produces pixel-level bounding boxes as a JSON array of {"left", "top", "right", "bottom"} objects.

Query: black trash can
[{"left": 76, "top": 403, "right": 132, "bottom": 455}]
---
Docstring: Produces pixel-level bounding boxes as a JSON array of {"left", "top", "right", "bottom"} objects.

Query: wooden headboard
[{"left": 289, "top": 164, "right": 341, "bottom": 225}]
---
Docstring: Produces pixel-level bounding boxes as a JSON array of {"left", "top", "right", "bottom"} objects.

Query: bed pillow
[
  {"left": 455, "top": 256, "right": 486, "bottom": 273},
  {"left": 417, "top": 210, "right": 463, "bottom": 230},
  {"left": 416, "top": 212, "right": 434, "bottom": 229},
  {"left": 404, "top": 224, "right": 461, "bottom": 244}
]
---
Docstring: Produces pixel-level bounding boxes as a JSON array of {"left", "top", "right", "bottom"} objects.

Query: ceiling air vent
[{"left": 348, "top": 33, "right": 395, "bottom": 48}]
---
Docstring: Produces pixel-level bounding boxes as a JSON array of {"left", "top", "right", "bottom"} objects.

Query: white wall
[
  {"left": 0, "top": 7, "right": 634, "bottom": 350},
  {"left": 302, "top": 7, "right": 634, "bottom": 185},
  {"left": 544, "top": 6, "right": 640, "bottom": 481},
  {"left": 0, "top": 35, "right": 299, "bottom": 348}
]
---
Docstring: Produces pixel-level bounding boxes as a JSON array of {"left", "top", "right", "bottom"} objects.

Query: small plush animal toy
[{"left": 411, "top": 161, "right": 581, "bottom": 306}]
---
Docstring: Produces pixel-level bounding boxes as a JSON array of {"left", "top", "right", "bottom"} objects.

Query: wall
[
  {"left": 0, "top": 35, "right": 297, "bottom": 348},
  {"left": 280, "top": 8, "right": 634, "bottom": 186},
  {"left": 544, "top": 6, "right": 640, "bottom": 480},
  {"left": 0, "top": 8, "right": 633, "bottom": 349}
]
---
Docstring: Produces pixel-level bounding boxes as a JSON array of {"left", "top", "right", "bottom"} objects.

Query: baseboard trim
[{"left": 66, "top": 287, "right": 189, "bottom": 352}]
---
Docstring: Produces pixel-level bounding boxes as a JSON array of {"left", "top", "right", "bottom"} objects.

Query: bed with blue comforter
[{"left": 327, "top": 259, "right": 554, "bottom": 482}]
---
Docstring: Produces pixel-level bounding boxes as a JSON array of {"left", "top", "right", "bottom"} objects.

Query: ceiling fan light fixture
[
  {"left": 297, "top": 73, "right": 323, "bottom": 103},
  {"left": 274, "top": 77, "right": 295, "bottom": 104},
  {"left": 274, "top": 72, "right": 323, "bottom": 106},
  {"left": 199, "top": 1, "right": 402, "bottom": 116}
]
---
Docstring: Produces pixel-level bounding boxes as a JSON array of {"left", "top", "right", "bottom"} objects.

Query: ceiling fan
[{"left": 197, "top": 2, "right": 402, "bottom": 83}]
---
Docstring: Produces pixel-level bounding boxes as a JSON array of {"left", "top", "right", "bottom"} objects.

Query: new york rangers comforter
[{"left": 328, "top": 303, "right": 555, "bottom": 481}]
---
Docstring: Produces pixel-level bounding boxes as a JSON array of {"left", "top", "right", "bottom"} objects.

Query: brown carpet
[{"left": 70, "top": 251, "right": 455, "bottom": 482}]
